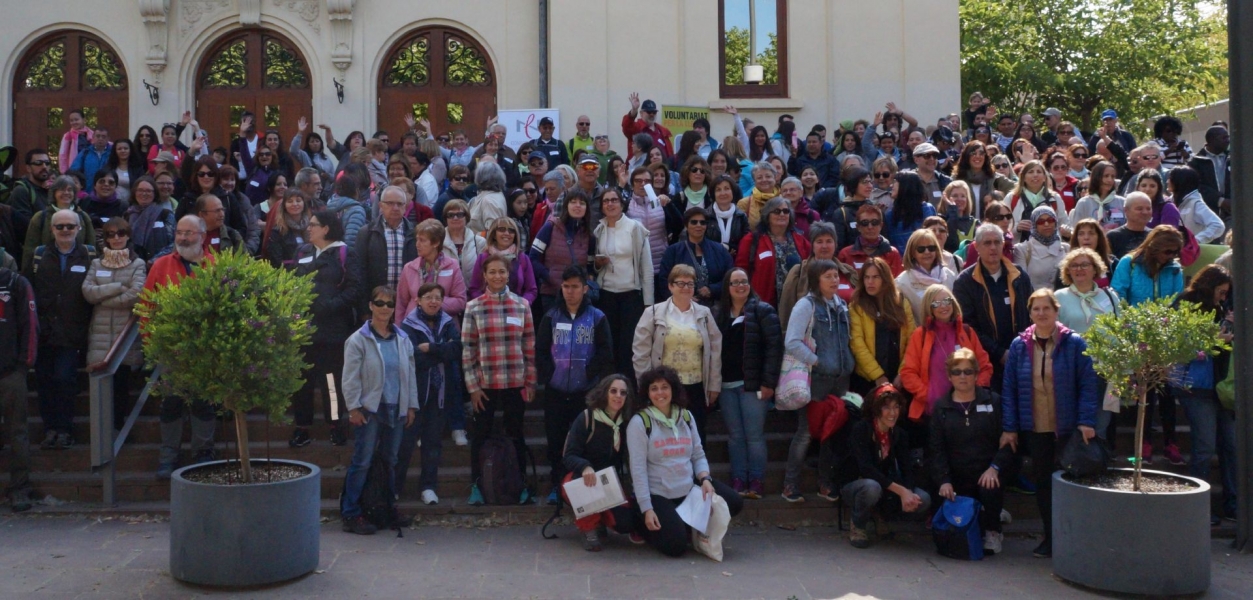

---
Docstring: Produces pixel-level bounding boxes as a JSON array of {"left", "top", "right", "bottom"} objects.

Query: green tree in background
[
  {"left": 960, "top": 0, "right": 1227, "bottom": 135},
  {"left": 725, "top": 28, "right": 779, "bottom": 85}
]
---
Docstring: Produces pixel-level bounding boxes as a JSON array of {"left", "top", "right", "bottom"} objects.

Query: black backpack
[
  {"left": 356, "top": 452, "right": 403, "bottom": 536},
  {"left": 480, "top": 435, "right": 536, "bottom": 505}
]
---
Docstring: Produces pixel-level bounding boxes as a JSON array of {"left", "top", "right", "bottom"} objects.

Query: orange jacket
[{"left": 899, "top": 317, "right": 992, "bottom": 421}]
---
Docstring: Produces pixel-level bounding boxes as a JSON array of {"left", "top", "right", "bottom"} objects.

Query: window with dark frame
[{"left": 719, "top": 0, "right": 788, "bottom": 99}]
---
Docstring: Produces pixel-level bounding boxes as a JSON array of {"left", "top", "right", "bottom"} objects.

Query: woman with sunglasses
[
  {"left": 132, "top": 126, "right": 158, "bottom": 165},
  {"left": 468, "top": 217, "right": 538, "bottom": 305},
  {"left": 104, "top": 138, "right": 145, "bottom": 203},
  {"left": 896, "top": 229, "right": 957, "bottom": 324},
  {"left": 900, "top": 284, "right": 992, "bottom": 421},
  {"left": 1045, "top": 151, "right": 1082, "bottom": 213},
  {"left": 1066, "top": 144, "right": 1091, "bottom": 180},
  {"left": 82, "top": 218, "right": 146, "bottom": 435},
  {"left": 593, "top": 187, "right": 653, "bottom": 377},
  {"left": 869, "top": 157, "right": 898, "bottom": 209},
  {"left": 679, "top": 156, "right": 713, "bottom": 211},
  {"left": 1013, "top": 205, "right": 1070, "bottom": 291},
  {"left": 837, "top": 202, "right": 904, "bottom": 277},
  {"left": 929, "top": 347, "right": 1012, "bottom": 555},
  {"left": 80, "top": 170, "right": 127, "bottom": 240},
  {"left": 22, "top": 175, "right": 95, "bottom": 272},
  {"left": 922, "top": 216, "right": 963, "bottom": 274},
  {"left": 849, "top": 257, "right": 916, "bottom": 396},
  {"left": 260, "top": 129, "right": 296, "bottom": 181},
  {"left": 434, "top": 165, "right": 475, "bottom": 222},
  {"left": 658, "top": 207, "right": 733, "bottom": 306},
  {"left": 439, "top": 199, "right": 486, "bottom": 288},
  {"left": 339, "top": 284, "right": 417, "bottom": 535},
  {"left": 736, "top": 197, "right": 811, "bottom": 306}
]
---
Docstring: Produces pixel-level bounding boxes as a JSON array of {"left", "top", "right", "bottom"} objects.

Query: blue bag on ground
[{"left": 931, "top": 496, "right": 984, "bottom": 560}]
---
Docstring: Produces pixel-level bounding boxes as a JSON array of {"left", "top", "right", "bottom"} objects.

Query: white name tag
[
  {"left": 298, "top": 256, "right": 314, "bottom": 264},
  {"left": 211, "top": 237, "right": 220, "bottom": 245},
  {"left": 70, "top": 265, "right": 86, "bottom": 273},
  {"left": 556, "top": 322, "right": 573, "bottom": 331},
  {"left": 548, "top": 150, "right": 559, "bottom": 156},
  {"left": 932, "top": 190, "right": 943, "bottom": 197},
  {"left": 977, "top": 404, "right": 994, "bottom": 413},
  {"left": 153, "top": 222, "right": 164, "bottom": 228},
  {"left": 1110, "top": 209, "right": 1124, "bottom": 219},
  {"left": 854, "top": 262, "right": 864, "bottom": 269},
  {"left": 100, "top": 217, "right": 109, "bottom": 223},
  {"left": 438, "top": 269, "right": 454, "bottom": 277},
  {"left": 758, "top": 250, "right": 773, "bottom": 260},
  {"left": 1004, "top": 297, "right": 1011, "bottom": 305},
  {"left": 838, "top": 283, "right": 851, "bottom": 290},
  {"left": 96, "top": 270, "right": 111, "bottom": 277},
  {"left": 732, "top": 316, "right": 745, "bottom": 325},
  {"left": 295, "top": 236, "right": 303, "bottom": 244},
  {"left": 506, "top": 316, "right": 523, "bottom": 327},
  {"left": 249, "top": 180, "right": 261, "bottom": 187}
]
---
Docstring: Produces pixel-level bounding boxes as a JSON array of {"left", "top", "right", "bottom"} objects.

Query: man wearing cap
[
  {"left": 530, "top": 117, "right": 569, "bottom": 168},
  {"left": 621, "top": 92, "right": 673, "bottom": 160},
  {"left": 568, "top": 116, "right": 595, "bottom": 157},
  {"left": 574, "top": 155, "right": 606, "bottom": 227},
  {"left": 788, "top": 130, "right": 839, "bottom": 189},
  {"left": 1039, "top": 108, "right": 1063, "bottom": 146},
  {"left": 526, "top": 151, "right": 549, "bottom": 190},
  {"left": 1188, "top": 125, "right": 1231, "bottom": 217},
  {"left": 930, "top": 127, "right": 958, "bottom": 168},
  {"left": 1087, "top": 109, "right": 1137, "bottom": 156},
  {"left": 908, "top": 143, "right": 952, "bottom": 210}
]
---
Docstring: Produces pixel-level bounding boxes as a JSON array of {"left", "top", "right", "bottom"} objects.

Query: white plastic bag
[{"left": 691, "top": 494, "right": 730, "bottom": 562}]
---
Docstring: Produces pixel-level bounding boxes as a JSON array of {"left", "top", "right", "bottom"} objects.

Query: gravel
[
  {"left": 180, "top": 462, "right": 311, "bottom": 485},
  {"left": 1072, "top": 471, "right": 1200, "bottom": 493}
]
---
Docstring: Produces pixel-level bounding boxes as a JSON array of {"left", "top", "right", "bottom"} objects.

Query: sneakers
[
  {"left": 730, "top": 478, "right": 746, "bottom": 496},
  {"left": 583, "top": 530, "right": 602, "bottom": 552},
  {"left": 40, "top": 430, "right": 57, "bottom": 450},
  {"left": 421, "top": 490, "right": 439, "bottom": 505},
  {"left": 330, "top": 427, "right": 348, "bottom": 447},
  {"left": 156, "top": 461, "right": 176, "bottom": 480},
  {"left": 1140, "top": 442, "right": 1154, "bottom": 464},
  {"left": 745, "top": 480, "right": 764, "bottom": 500},
  {"left": 546, "top": 487, "right": 560, "bottom": 506},
  {"left": 190, "top": 449, "right": 217, "bottom": 465},
  {"left": 55, "top": 432, "right": 74, "bottom": 449},
  {"left": 9, "top": 492, "right": 32, "bottom": 513},
  {"left": 817, "top": 486, "right": 839, "bottom": 503},
  {"left": 288, "top": 428, "right": 311, "bottom": 448},
  {"left": 1000, "top": 509, "right": 1012, "bottom": 525},
  {"left": 628, "top": 532, "right": 646, "bottom": 545},
  {"left": 452, "top": 430, "right": 469, "bottom": 446},
  {"left": 849, "top": 523, "right": 871, "bottom": 549},
  {"left": 983, "top": 531, "right": 1004, "bottom": 555},
  {"left": 1008, "top": 475, "right": 1037, "bottom": 495},
  {"left": 467, "top": 484, "right": 485, "bottom": 506},
  {"left": 342, "top": 516, "right": 377, "bottom": 535},
  {"left": 1163, "top": 443, "right": 1185, "bottom": 466},
  {"left": 781, "top": 484, "right": 804, "bottom": 503},
  {"left": 1032, "top": 538, "right": 1052, "bottom": 558},
  {"left": 519, "top": 488, "right": 535, "bottom": 505}
]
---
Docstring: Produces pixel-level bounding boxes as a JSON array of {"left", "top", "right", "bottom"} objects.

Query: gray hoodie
[
  {"left": 627, "top": 408, "right": 709, "bottom": 512},
  {"left": 341, "top": 321, "right": 417, "bottom": 414}
]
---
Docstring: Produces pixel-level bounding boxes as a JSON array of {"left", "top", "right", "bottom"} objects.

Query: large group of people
[{"left": 0, "top": 94, "right": 1235, "bottom": 561}]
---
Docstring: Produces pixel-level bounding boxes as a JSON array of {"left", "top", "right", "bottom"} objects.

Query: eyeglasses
[
  {"left": 989, "top": 214, "right": 1012, "bottom": 222},
  {"left": 445, "top": 212, "right": 467, "bottom": 220},
  {"left": 371, "top": 300, "right": 397, "bottom": 308},
  {"left": 916, "top": 245, "right": 938, "bottom": 253},
  {"left": 730, "top": 281, "right": 751, "bottom": 287},
  {"left": 948, "top": 368, "right": 976, "bottom": 377},
  {"left": 1069, "top": 262, "right": 1094, "bottom": 271},
  {"left": 453, "top": 176, "right": 469, "bottom": 182},
  {"left": 257, "top": 152, "right": 273, "bottom": 158},
  {"left": 577, "top": 121, "right": 590, "bottom": 126},
  {"left": 1050, "top": 164, "right": 1068, "bottom": 171},
  {"left": 873, "top": 172, "right": 893, "bottom": 180},
  {"left": 102, "top": 231, "right": 129, "bottom": 240},
  {"left": 594, "top": 135, "right": 609, "bottom": 141},
  {"left": 495, "top": 228, "right": 515, "bottom": 236},
  {"left": 632, "top": 177, "right": 650, "bottom": 184},
  {"left": 857, "top": 219, "right": 882, "bottom": 227},
  {"left": 687, "top": 220, "right": 707, "bottom": 226},
  {"left": 419, "top": 294, "right": 443, "bottom": 302},
  {"left": 930, "top": 297, "right": 955, "bottom": 308},
  {"left": 689, "top": 167, "right": 706, "bottom": 174},
  {"left": 670, "top": 281, "right": 695, "bottom": 289},
  {"left": 1141, "top": 154, "right": 1160, "bottom": 161},
  {"left": 28, "top": 160, "right": 50, "bottom": 166},
  {"left": 197, "top": 171, "right": 215, "bottom": 178},
  {"left": 437, "top": 137, "right": 450, "bottom": 143},
  {"left": 1059, "top": 130, "right": 1075, "bottom": 136},
  {"left": 53, "top": 223, "right": 78, "bottom": 231},
  {"left": 309, "top": 221, "right": 324, "bottom": 228}
]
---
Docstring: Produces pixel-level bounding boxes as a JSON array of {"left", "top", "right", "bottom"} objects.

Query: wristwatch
[{"left": 699, "top": 476, "right": 713, "bottom": 486}]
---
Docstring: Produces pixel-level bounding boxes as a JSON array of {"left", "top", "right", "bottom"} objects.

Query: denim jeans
[
  {"left": 1176, "top": 387, "right": 1237, "bottom": 515},
  {"left": 840, "top": 478, "right": 932, "bottom": 529},
  {"left": 36, "top": 346, "right": 80, "bottom": 434},
  {"left": 720, "top": 385, "right": 768, "bottom": 481},
  {"left": 341, "top": 404, "right": 404, "bottom": 519}
]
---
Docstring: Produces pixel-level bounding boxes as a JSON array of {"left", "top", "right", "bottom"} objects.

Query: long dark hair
[
  {"left": 748, "top": 126, "right": 774, "bottom": 161},
  {"left": 133, "top": 125, "right": 158, "bottom": 156},
  {"left": 1180, "top": 264, "right": 1231, "bottom": 312},
  {"left": 889, "top": 171, "right": 927, "bottom": 227},
  {"left": 1168, "top": 166, "right": 1202, "bottom": 203},
  {"left": 1137, "top": 169, "right": 1167, "bottom": 208},
  {"left": 674, "top": 131, "right": 701, "bottom": 169},
  {"left": 952, "top": 140, "right": 994, "bottom": 180},
  {"left": 838, "top": 131, "right": 859, "bottom": 153},
  {"left": 304, "top": 132, "right": 329, "bottom": 160},
  {"left": 105, "top": 138, "right": 146, "bottom": 174},
  {"left": 852, "top": 257, "right": 910, "bottom": 331},
  {"left": 560, "top": 188, "right": 593, "bottom": 233},
  {"left": 715, "top": 267, "right": 757, "bottom": 328}
]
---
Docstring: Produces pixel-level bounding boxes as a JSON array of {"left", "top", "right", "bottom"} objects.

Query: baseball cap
[
  {"left": 641, "top": 99, "right": 658, "bottom": 113},
  {"left": 931, "top": 127, "right": 955, "bottom": 144},
  {"left": 538, "top": 117, "right": 554, "bottom": 127},
  {"left": 912, "top": 142, "right": 940, "bottom": 157},
  {"left": 527, "top": 151, "right": 546, "bottom": 162},
  {"left": 153, "top": 151, "right": 179, "bottom": 164},
  {"left": 1101, "top": 109, "right": 1118, "bottom": 120},
  {"left": 1042, "top": 108, "right": 1061, "bottom": 118},
  {"left": 578, "top": 155, "right": 599, "bottom": 166}
]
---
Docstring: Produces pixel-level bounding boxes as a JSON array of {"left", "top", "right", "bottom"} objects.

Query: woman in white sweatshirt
[{"left": 1168, "top": 166, "right": 1225, "bottom": 245}]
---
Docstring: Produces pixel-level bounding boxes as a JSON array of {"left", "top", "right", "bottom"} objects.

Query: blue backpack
[{"left": 931, "top": 496, "right": 984, "bottom": 561}]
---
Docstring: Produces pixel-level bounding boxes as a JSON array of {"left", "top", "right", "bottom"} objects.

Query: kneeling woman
[
  {"left": 628, "top": 366, "right": 744, "bottom": 557},
  {"left": 562, "top": 374, "right": 639, "bottom": 552},
  {"left": 844, "top": 384, "right": 931, "bottom": 549}
]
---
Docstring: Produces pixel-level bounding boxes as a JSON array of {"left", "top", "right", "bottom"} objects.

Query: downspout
[{"left": 539, "top": 0, "right": 549, "bottom": 108}]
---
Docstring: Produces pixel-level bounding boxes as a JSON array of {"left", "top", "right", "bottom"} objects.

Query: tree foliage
[
  {"left": 960, "top": 0, "right": 1228, "bottom": 135},
  {"left": 724, "top": 27, "right": 779, "bottom": 85}
]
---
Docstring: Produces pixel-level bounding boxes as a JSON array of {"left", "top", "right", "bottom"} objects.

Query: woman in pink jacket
[{"left": 396, "top": 219, "right": 468, "bottom": 323}]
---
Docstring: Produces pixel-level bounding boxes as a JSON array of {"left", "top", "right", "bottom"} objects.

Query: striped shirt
[{"left": 384, "top": 222, "right": 404, "bottom": 287}]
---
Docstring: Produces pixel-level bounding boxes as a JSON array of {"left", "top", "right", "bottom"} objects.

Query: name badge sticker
[
  {"left": 298, "top": 256, "right": 314, "bottom": 264},
  {"left": 438, "top": 269, "right": 454, "bottom": 277},
  {"left": 758, "top": 250, "right": 773, "bottom": 260},
  {"left": 556, "top": 322, "right": 573, "bottom": 331},
  {"left": 153, "top": 222, "right": 164, "bottom": 228},
  {"left": 211, "top": 238, "right": 220, "bottom": 245},
  {"left": 977, "top": 404, "right": 994, "bottom": 413},
  {"left": 96, "top": 270, "right": 111, "bottom": 277},
  {"left": 70, "top": 265, "right": 86, "bottom": 273},
  {"left": 506, "top": 316, "right": 523, "bottom": 327}
]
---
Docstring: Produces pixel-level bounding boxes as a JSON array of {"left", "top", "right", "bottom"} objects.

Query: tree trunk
[
  {"left": 1133, "top": 388, "right": 1148, "bottom": 491},
  {"left": 234, "top": 409, "right": 253, "bottom": 483}
]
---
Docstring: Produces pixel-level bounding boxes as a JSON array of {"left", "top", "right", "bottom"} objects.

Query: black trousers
[
  {"left": 644, "top": 479, "right": 744, "bottom": 557},
  {"left": 293, "top": 343, "right": 346, "bottom": 430},
  {"left": 682, "top": 382, "right": 708, "bottom": 449},
  {"left": 469, "top": 388, "right": 528, "bottom": 484},
  {"left": 1020, "top": 430, "right": 1066, "bottom": 541},
  {"left": 950, "top": 475, "right": 1006, "bottom": 533},
  {"left": 596, "top": 289, "right": 645, "bottom": 380},
  {"left": 543, "top": 388, "right": 587, "bottom": 486}
]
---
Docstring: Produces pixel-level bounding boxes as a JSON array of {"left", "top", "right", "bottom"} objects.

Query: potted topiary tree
[
  {"left": 137, "top": 248, "right": 318, "bottom": 587},
  {"left": 1054, "top": 297, "right": 1226, "bottom": 595}
]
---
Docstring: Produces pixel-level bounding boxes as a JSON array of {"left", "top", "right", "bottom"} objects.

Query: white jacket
[
  {"left": 1014, "top": 238, "right": 1070, "bottom": 291},
  {"left": 1176, "top": 190, "right": 1225, "bottom": 244},
  {"left": 895, "top": 266, "right": 957, "bottom": 325}
]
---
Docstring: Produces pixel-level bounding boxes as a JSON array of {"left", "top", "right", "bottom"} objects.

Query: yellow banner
[{"left": 661, "top": 105, "right": 710, "bottom": 136}]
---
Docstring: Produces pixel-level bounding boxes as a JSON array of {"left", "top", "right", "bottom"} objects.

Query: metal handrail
[{"left": 88, "top": 317, "right": 164, "bottom": 505}]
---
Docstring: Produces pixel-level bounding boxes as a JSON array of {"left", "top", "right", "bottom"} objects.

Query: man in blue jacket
[
  {"left": 70, "top": 128, "right": 111, "bottom": 183},
  {"left": 536, "top": 266, "right": 613, "bottom": 505}
]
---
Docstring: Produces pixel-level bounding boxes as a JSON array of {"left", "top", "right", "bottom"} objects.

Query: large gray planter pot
[
  {"left": 170, "top": 459, "right": 321, "bottom": 587},
  {"left": 1052, "top": 468, "right": 1210, "bottom": 595}
]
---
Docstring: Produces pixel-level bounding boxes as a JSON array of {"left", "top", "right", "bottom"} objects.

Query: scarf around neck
[
  {"left": 1068, "top": 284, "right": 1103, "bottom": 324},
  {"left": 101, "top": 247, "right": 131, "bottom": 269},
  {"left": 712, "top": 203, "right": 736, "bottom": 245},
  {"left": 488, "top": 243, "right": 518, "bottom": 261},
  {"left": 1029, "top": 205, "right": 1060, "bottom": 247},
  {"left": 126, "top": 202, "right": 164, "bottom": 248},
  {"left": 646, "top": 405, "right": 679, "bottom": 432},
  {"left": 593, "top": 408, "right": 624, "bottom": 451}
]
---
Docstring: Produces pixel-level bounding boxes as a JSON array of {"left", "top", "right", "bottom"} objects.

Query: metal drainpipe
[
  {"left": 539, "top": 0, "right": 549, "bottom": 108},
  {"left": 1229, "top": 0, "right": 1252, "bottom": 553}
]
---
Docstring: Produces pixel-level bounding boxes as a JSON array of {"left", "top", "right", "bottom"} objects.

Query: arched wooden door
[
  {"left": 195, "top": 30, "right": 312, "bottom": 153},
  {"left": 379, "top": 27, "right": 496, "bottom": 144},
  {"left": 12, "top": 31, "right": 128, "bottom": 173}
]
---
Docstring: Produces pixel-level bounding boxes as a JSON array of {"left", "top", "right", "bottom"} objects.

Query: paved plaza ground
[{"left": 1, "top": 514, "right": 1251, "bottom": 599}]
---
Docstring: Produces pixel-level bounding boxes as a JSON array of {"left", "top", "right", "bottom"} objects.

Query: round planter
[
  {"left": 1052, "top": 468, "right": 1210, "bottom": 595},
  {"left": 170, "top": 459, "right": 321, "bottom": 587}
]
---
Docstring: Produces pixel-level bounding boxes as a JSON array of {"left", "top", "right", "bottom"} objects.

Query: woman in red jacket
[
  {"left": 735, "top": 196, "right": 811, "bottom": 306},
  {"left": 836, "top": 203, "right": 903, "bottom": 277},
  {"left": 899, "top": 283, "right": 992, "bottom": 423}
]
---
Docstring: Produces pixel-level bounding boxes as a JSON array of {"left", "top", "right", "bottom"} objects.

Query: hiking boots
[
  {"left": 849, "top": 523, "right": 871, "bottom": 549},
  {"left": 342, "top": 516, "right": 377, "bottom": 535}
]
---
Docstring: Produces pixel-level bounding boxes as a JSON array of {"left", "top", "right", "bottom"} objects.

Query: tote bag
[{"left": 775, "top": 302, "right": 815, "bottom": 410}]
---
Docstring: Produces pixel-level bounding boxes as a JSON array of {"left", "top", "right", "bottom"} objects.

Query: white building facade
[{"left": 1, "top": 0, "right": 959, "bottom": 168}]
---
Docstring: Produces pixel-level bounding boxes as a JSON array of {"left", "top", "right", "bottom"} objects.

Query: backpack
[
  {"left": 931, "top": 496, "right": 984, "bottom": 561},
  {"left": 355, "top": 451, "right": 403, "bottom": 536},
  {"left": 479, "top": 434, "right": 536, "bottom": 505}
]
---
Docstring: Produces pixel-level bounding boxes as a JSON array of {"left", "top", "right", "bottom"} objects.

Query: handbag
[
  {"left": 775, "top": 303, "right": 815, "bottom": 411},
  {"left": 691, "top": 494, "right": 730, "bottom": 562},
  {"left": 1059, "top": 432, "right": 1110, "bottom": 478}
]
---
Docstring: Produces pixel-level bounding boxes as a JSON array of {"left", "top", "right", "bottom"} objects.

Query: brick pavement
[{"left": 1, "top": 515, "right": 1250, "bottom": 599}]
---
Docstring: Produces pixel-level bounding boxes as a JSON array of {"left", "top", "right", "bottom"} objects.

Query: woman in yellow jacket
[{"left": 849, "top": 257, "right": 915, "bottom": 395}]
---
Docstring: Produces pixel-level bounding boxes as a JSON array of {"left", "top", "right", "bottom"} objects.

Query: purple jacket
[{"left": 468, "top": 252, "right": 539, "bottom": 305}]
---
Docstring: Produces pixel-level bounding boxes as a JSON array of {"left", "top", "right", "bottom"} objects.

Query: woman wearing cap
[
  {"left": 658, "top": 207, "right": 733, "bottom": 306},
  {"left": 736, "top": 196, "right": 811, "bottom": 307},
  {"left": 844, "top": 384, "right": 931, "bottom": 548},
  {"left": 1013, "top": 205, "right": 1070, "bottom": 290}
]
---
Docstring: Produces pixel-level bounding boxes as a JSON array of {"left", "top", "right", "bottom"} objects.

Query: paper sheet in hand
[
  {"left": 677, "top": 486, "right": 713, "bottom": 534},
  {"left": 562, "top": 468, "right": 626, "bottom": 517}
]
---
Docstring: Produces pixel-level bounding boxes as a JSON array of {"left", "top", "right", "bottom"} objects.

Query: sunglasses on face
[
  {"left": 858, "top": 219, "right": 881, "bottom": 227},
  {"left": 1141, "top": 154, "right": 1160, "bottom": 161},
  {"left": 257, "top": 152, "right": 272, "bottom": 158},
  {"left": 916, "top": 245, "right": 938, "bottom": 254},
  {"left": 524, "top": 188, "right": 538, "bottom": 194},
  {"left": 948, "top": 368, "right": 976, "bottom": 377},
  {"left": 54, "top": 223, "right": 78, "bottom": 231},
  {"left": 371, "top": 300, "right": 397, "bottom": 308},
  {"left": 577, "top": 122, "right": 590, "bottom": 126},
  {"left": 989, "top": 214, "right": 1011, "bottom": 222},
  {"left": 445, "top": 212, "right": 467, "bottom": 219},
  {"left": 1036, "top": 217, "right": 1057, "bottom": 225},
  {"left": 930, "top": 297, "right": 954, "bottom": 308},
  {"left": 102, "top": 231, "right": 129, "bottom": 240},
  {"left": 580, "top": 164, "right": 599, "bottom": 171},
  {"left": 688, "top": 220, "right": 707, "bottom": 226},
  {"left": 770, "top": 208, "right": 791, "bottom": 216},
  {"left": 198, "top": 171, "right": 214, "bottom": 178},
  {"left": 689, "top": 167, "right": 706, "bottom": 174},
  {"left": 873, "top": 172, "right": 892, "bottom": 179},
  {"left": 632, "top": 178, "right": 650, "bottom": 184},
  {"left": 994, "top": 163, "right": 1010, "bottom": 169},
  {"left": 1072, "top": 153, "right": 1088, "bottom": 159},
  {"left": 28, "top": 160, "right": 51, "bottom": 167},
  {"left": 453, "top": 176, "right": 469, "bottom": 182},
  {"left": 594, "top": 135, "right": 609, "bottom": 141}
]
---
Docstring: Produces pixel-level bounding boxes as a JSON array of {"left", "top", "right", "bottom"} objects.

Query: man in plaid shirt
[
  {"left": 353, "top": 186, "right": 416, "bottom": 315},
  {"left": 462, "top": 254, "right": 538, "bottom": 505}
]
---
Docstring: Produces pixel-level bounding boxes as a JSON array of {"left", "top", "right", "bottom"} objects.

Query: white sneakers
[
  {"left": 452, "top": 430, "right": 468, "bottom": 446},
  {"left": 421, "top": 490, "right": 439, "bottom": 505},
  {"left": 983, "top": 531, "right": 1004, "bottom": 554},
  {"left": 1000, "top": 509, "right": 1012, "bottom": 524}
]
